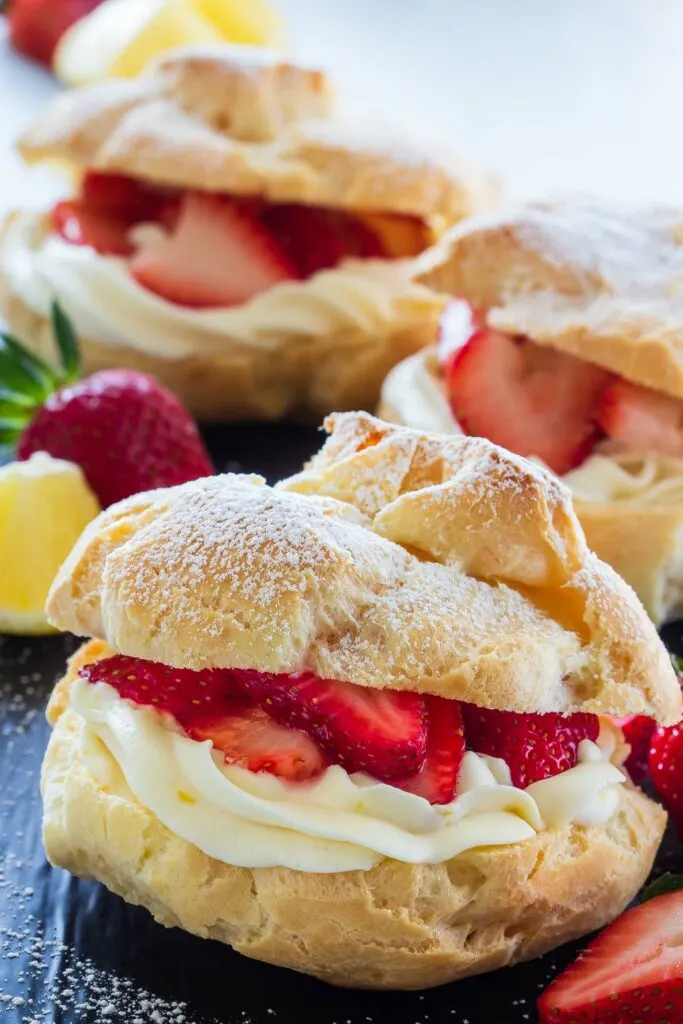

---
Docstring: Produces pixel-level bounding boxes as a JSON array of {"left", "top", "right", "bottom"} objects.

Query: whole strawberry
[
  {"left": 8, "top": 0, "right": 104, "bottom": 67},
  {"left": 649, "top": 722, "right": 683, "bottom": 831},
  {"left": 615, "top": 714, "right": 656, "bottom": 783},
  {"left": 0, "top": 303, "right": 213, "bottom": 507}
]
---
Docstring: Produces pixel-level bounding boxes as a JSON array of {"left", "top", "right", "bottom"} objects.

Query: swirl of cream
[
  {"left": 563, "top": 451, "right": 683, "bottom": 505},
  {"left": 1, "top": 213, "right": 443, "bottom": 361},
  {"left": 70, "top": 679, "right": 625, "bottom": 873}
]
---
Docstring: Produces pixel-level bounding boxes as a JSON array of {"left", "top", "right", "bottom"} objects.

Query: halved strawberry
[
  {"left": 444, "top": 328, "right": 611, "bottom": 475},
  {"left": 395, "top": 695, "right": 465, "bottom": 804},
  {"left": 52, "top": 200, "right": 136, "bottom": 257},
  {"left": 598, "top": 378, "right": 683, "bottom": 458},
  {"left": 230, "top": 669, "right": 428, "bottom": 782},
  {"left": 130, "top": 192, "right": 297, "bottom": 308},
  {"left": 260, "top": 204, "right": 385, "bottom": 277},
  {"left": 188, "top": 707, "right": 325, "bottom": 780},
  {"left": 81, "top": 172, "right": 168, "bottom": 221},
  {"left": 538, "top": 888, "right": 683, "bottom": 1023},
  {"left": 461, "top": 705, "right": 599, "bottom": 789}
]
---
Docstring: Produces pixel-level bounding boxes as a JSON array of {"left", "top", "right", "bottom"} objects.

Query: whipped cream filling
[
  {"left": 71, "top": 679, "right": 626, "bottom": 873},
  {"left": 564, "top": 450, "right": 683, "bottom": 506},
  {"left": 2, "top": 212, "right": 442, "bottom": 360},
  {"left": 382, "top": 350, "right": 460, "bottom": 435},
  {"left": 385, "top": 343, "right": 683, "bottom": 508}
]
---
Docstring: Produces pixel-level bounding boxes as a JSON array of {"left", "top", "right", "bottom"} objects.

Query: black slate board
[{"left": 1, "top": 423, "right": 682, "bottom": 1024}]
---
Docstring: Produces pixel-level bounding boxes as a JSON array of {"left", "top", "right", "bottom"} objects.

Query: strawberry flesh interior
[
  {"left": 537, "top": 888, "right": 683, "bottom": 1022},
  {"left": 50, "top": 172, "right": 427, "bottom": 308},
  {"left": 440, "top": 299, "right": 683, "bottom": 472},
  {"left": 79, "top": 655, "right": 599, "bottom": 805}
]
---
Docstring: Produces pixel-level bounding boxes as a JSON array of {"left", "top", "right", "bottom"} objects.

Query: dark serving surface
[{"left": 1, "top": 423, "right": 682, "bottom": 1024}]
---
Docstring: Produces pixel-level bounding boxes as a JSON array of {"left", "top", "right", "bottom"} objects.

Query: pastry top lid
[
  {"left": 46, "top": 412, "right": 680, "bottom": 724},
  {"left": 417, "top": 195, "right": 683, "bottom": 397},
  {"left": 19, "top": 44, "right": 495, "bottom": 224}
]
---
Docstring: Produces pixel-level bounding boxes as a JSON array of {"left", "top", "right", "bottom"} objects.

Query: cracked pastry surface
[
  {"left": 41, "top": 413, "right": 678, "bottom": 988},
  {"left": 1, "top": 46, "right": 495, "bottom": 421},
  {"left": 381, "top": 197, "right": 683, "bottom": 623}
]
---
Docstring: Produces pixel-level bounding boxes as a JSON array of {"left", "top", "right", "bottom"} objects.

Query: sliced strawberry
[
  {"left": 613, "top": 714, "right": 655, "bottom": 784},
  {"left": 598, "top": 377, "right": 683, "bottom": 458},
  {"left": 52, "top": 200, "right": 135, "bottom": 257},
  {"left": 444, "top": 327, "right": 611, "bottom": 475},
  {"left": 649, "top": 722, "right": 683, "bottom": 831},
  {"left": 461, "top": 704, "right": 599, "bottom": 789},
  {"left": 80, "top": 656, "right": 324, "bottom": 781},
  {"left": 81, "top": 172, "right": 169, "bottom": 221},
  {"left": 130, "top": 192, "right": 297, "bottom": 308},
  {"left": 230, "top": 669, "right": 428, "bottom": 782},
  {"left": 188, "top": 707, "right": 325, "bottom": 780},
  {"left": 538, "top": 888, "right": 683, "bottom": 1023},
  {"left": 79, "top": 655, "right": 243, "bottom": 723},
  {"left": 395, "top": 696, "right": 465, "bottom": 804},
  {"left": 259, "top": 203, "right": 385, "bottom": 277}
]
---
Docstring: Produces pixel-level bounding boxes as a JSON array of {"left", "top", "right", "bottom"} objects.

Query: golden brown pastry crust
[
  {"left": 45, "top": 412, "right": 681, "bottom": 722},
  {"left": 42, "top": 645, "right": 666, "bottom": 990},
  {"left": 417, "top": 196, "right": 683, "bottom": 398},
  {"left": 0, "top": 262, "right": 443, "bottom": 422},
  {"left": 19, "top": 46, "right": 495, "bottom": 223},
  {"left": 378, "top": 345, "right": 683, "bottom": 625}
]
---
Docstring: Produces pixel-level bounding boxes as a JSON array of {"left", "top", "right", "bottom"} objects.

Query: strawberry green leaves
[{"left": 0, "top": 302, "right": 82, "bottom": 452}]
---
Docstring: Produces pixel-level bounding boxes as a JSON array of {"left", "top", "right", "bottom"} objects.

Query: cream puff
[
  {"left": 380, "top": 197, "right": 683, "bottom": 624},
  {"left": 1, "top": 45, "right": 495, "bottom": 422},
  {"left": 42, "top": 411, "right": 679, "bottom": 990}
]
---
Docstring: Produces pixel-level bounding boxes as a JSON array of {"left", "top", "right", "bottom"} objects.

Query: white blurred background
[{"left": 4, "top": 0, "right": 683, "bottom": 212}]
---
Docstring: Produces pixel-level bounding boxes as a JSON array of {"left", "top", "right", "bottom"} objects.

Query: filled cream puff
[
  {"left": 380, "top": 197, "right": 683, "bottom": 624},
  {"left": 42, "top": 412, "right": 679, "bottom": 989},
  {"left": 1, "top": 45, "right": 495, "bottom": 421}
]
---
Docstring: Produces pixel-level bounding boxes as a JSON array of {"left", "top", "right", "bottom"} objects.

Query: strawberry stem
[
  {"left": 0, "top": 303, "right": 83, "bottom": 448},
  {"left": 50, "top": 301, "right": 81, "bottom": 385},
  {"left": 0, "top": 334, "right": 56, "bottom": 401}
]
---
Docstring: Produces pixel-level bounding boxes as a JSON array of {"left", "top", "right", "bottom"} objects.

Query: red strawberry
[
  {"left": 80, "top": 655, "right": 244, "bottom": 722},
  {"left": 0, "top": 302, "right": 212, "bottom": 507},
  {"left": 395, "top": 695, "right": 465, "bottom": 804},
  {"left": 80, "top": 656, "right": 323, "bottom": 780},
  {"left": 443, "top": 327, "right": 611, "bottom": 475},
  {"left": 538, "top": 888, "right": 683, "bottom": 1023},
  {"left": 131, "top": 192, "right": 297, "bottom": 308},
  {"left": 613, "top": 714, "right": 655, "bottom": 784},
  {"left": 230, "top": 669, "right": 428, "bottom": 783},
  {"left": 52, "top": 200, "right": 136, "bottom": 257},
  {"left": 17, "top": 367, "right": 213, "bottom": 507},
  {"left": 8, "top": 0, "right": 104, "bottom": 67},
  {"left": 188, "top": 708, "right": 324, "bottom": 780},
  {"left": 260, "top": 204, "right": 384, "bottom": 277},
  {"left": 461, "top": 705, "right": 599, "bottom": 788},
  {"left": 80, "top": 172, "right": 168, "bottom": 221},
  {"left": 598, "top": 378, "right": 683, "bottom": 458},
  {"left": 649, "top": 723, "right": 683, "bottom": 830}
]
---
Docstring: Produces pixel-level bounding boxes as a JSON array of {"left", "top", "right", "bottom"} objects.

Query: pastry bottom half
[
  {"left": 0, "top": 280, "right": 439, "bottom": 424},
  {"left": 43, "top": 679, "right": 665, "bottom": 990}
]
